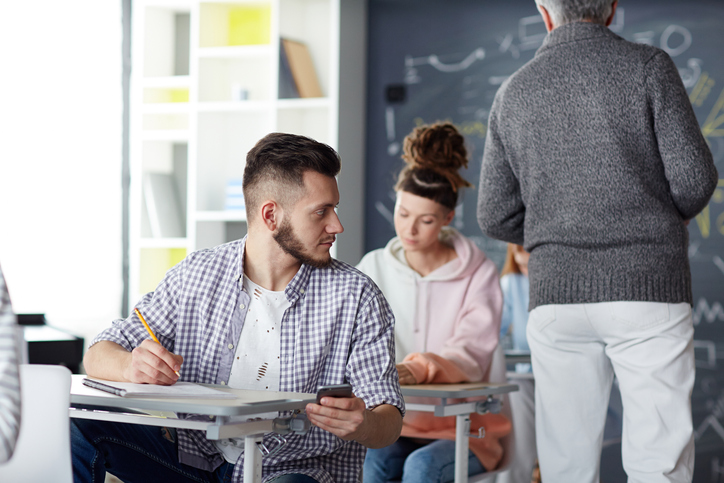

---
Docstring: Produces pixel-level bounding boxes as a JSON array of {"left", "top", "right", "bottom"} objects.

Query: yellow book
[{"left": 228, "top": 6, "right": 271, "bottom": 45}]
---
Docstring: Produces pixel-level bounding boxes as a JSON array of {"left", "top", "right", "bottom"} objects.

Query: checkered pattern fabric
[{"left": 92, "top": 237, "right": 404, "bottom": 482}]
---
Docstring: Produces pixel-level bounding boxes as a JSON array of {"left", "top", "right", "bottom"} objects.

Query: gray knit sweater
[{"left": 477, "top": 22, "right": 717, "bottom": 310}]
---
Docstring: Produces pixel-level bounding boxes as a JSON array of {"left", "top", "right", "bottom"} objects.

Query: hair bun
[{"left": 401, "top": 121, "right": 473, "bottom": 192}]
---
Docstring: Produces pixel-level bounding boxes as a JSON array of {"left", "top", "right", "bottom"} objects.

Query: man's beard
[{"left": 273, "top": 218, "right": 332, "bottom": 269}]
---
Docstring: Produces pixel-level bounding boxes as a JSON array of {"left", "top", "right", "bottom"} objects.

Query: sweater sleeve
[
  {"left": 400, "top": 258, "right": 503, "bottom": 384},
  {"left": 477, "top": 88, "right": 526, "bottom": 245},
  {"left": 646, "top": 51, "right": 718, "bottom": 219}
]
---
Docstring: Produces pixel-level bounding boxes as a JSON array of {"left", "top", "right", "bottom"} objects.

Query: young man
[
  {"left": 72, "top": 133, "right": 404, "bottom": 483},
  {"left": 477, "top": 0, "right": 717, "bottom": 481}
]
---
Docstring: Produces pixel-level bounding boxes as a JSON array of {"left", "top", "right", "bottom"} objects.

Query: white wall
[{"left": 0, "top": 1, "right": 124, "bottom": 345}]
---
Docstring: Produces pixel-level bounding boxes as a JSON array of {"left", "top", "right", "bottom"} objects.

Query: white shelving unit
[{"left": 129, "top": 0, "right": 367, "bottom": 306}]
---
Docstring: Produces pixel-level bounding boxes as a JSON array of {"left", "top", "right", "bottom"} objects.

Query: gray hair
[{"left": 535, "top": 0, "right": 615, "bottom": 27}]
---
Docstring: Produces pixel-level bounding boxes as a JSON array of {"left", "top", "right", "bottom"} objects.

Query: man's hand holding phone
[{"left": 306, "top": 384, "right": 370, "bottom": 441}]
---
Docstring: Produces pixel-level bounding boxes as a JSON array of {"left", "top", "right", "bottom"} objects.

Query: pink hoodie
[{"left": 357, "top": 228, "right": 510, "bottom": 470}]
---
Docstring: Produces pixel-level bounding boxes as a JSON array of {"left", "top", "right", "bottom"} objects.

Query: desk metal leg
[
  {"left": 244, "top": 435, "right": 263, "bottom": 483},
  {"left": 455, "top": 414, "right": 470, "bottom": 483}
]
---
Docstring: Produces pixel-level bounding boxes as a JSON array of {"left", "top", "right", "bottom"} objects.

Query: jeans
[
  {"left": 363, "top": 437, "right": 485, "bottom": 483},
  {"left": 71, "top": 418, "right": 318, "bottom": 483}
]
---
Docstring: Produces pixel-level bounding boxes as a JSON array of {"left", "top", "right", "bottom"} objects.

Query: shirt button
[
  {"left": 228, "top": 344, "right": 234, "bottom": 349},
  {"left": 300, "top": 289, "right": 305, "bottom": 294},
  {"left": 240, "top": 304, "right": 246, "bottom": 309},
  {"left": 220, "top": 381, "right": 226, "bottom": 385}
]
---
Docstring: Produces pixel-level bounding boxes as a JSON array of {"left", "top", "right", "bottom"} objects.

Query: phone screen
[{"left": 316, "top": 383, "right": 353, "bottom": 404}]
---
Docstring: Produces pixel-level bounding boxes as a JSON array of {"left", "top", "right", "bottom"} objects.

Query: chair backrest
[{"left": 0, "top": 364, "right": 73, "bottom": 483}]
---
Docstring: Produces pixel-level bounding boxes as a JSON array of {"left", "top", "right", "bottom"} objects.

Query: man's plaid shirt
[{"left": 92, "top": 237, "right": 404, "bottom": 482}]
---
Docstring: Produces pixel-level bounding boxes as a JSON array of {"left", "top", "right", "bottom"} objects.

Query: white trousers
[{"left": 527, "top": 301, "right": 695, "bottom": 483}]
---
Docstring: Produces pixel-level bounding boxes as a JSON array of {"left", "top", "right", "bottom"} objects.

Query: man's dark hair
[{"left": 243, "top": 133, "right": 341, "bottom": 222}]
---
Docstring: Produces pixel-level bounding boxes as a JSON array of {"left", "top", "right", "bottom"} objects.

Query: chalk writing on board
[
  {"left": 693, "top": 298, "right": 724, "bottom": 326},
  {"left": 710, "top": 458, "right": 724, "bottom": 482},
  {"left": 702, "top": 88, "right": 724, "bottom": 138},
  {"left": 374, "top": 200, "right": 394, "bottom": 226},
  {"left": 694, "top": 340, "right": 717, "bottom": 369},
  {"left": 661, "top": 24, "right": 692, "bottom": 57},
  {"left": 696, "top": 414, "right": 724, "bottom": 444},
  {"left": 714, "top": 256, "right": 724, "bottom": 276},
  {"left": 690, "top": 72, "right": 715, "bottom": 106}
]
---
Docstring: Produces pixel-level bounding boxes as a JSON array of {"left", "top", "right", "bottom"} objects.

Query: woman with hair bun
[{"left": 358, "top": 122, "right": 511, "bottom": 482}]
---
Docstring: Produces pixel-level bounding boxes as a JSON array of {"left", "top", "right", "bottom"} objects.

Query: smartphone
[{"left": 316, "top": 383, "right": 353, "bottom": 404}]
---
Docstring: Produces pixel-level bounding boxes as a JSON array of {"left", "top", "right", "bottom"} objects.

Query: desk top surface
[
  {"left": 70, "top": 375, "right": 316, "bottom": 416},
  {"left": 400, "top": 382, "right": 518, "bottom": 398}
]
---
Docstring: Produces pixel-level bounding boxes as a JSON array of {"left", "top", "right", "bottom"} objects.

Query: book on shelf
[
  {"left": 225, "top": 179, "right": 245, "bottom": 211},
  {"left": 227, "top": 5, "right": 271, "bottom": 46},
  {"left": 279, "top": 38, "right": 323, "bottom": 99},
  {"left": 143, "top": 172, "right": 185, "bottom": 238}
]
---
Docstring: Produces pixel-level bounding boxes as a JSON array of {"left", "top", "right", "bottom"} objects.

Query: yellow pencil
[{"left": 134, "top": 307, "right": 180, "bottom": 377}]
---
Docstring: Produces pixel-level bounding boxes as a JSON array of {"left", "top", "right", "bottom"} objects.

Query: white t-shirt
[{"left": 214, "top": 275, "right": 290, "bottom": 463}]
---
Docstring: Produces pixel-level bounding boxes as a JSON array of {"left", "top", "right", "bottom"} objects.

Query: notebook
[{"left": 82, "top": 378, "right": 237, "bottom": 399}]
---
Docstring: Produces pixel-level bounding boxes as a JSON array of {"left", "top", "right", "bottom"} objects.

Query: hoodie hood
[{"left": 383, "top": 227, "right": 486, "bottom": 281}]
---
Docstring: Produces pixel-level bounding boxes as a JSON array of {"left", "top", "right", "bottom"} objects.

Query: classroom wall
[
  {"left": 366, "top": 1, "right": 724, "bottom": 481},
  {"left": 0, "top": 1, "right": 124, "bottom": 347}
]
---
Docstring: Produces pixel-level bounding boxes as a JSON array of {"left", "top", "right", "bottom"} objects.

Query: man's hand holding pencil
[{"left": 122, "top": 308, "right": 184, "bottom": 385}]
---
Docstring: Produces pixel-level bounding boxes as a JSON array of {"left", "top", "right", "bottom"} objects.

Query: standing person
[
  {"left": 497, "top": 244, "right": 537, "bottom": 483},
  {"left": 72, "top": 133, "right": 405, "bottom": 483},
  {"left": 358, "top": 122, "right": 510, "bottom": 483},
  {"left": 0, "top": 265, "right": 21, "bottom": 463},
  {"left": 477, "top": 0, "right": 718, "bottom": 481}
]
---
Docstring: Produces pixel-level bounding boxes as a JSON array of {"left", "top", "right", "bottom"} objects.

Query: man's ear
[
  {"left": 605, "top": 1, "right": 618, "bottom": 27},
  {"left": 260, "top": 200, "right": 280, "bottom": 231},
  {"left": 537, "top": 4, "right": 555, "bottom": 32}
]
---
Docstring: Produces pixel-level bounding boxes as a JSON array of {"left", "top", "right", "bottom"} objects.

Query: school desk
[
  {"left": 69, "top": 375, "right": 315, "bottom": 483},
  {"left": 401, "top": 382, "right": 519, "bottom": 483}
]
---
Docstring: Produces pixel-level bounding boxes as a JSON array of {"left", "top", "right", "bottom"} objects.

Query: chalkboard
[{"left": 365, "top": 1, "right": 724, "bottom": 480}]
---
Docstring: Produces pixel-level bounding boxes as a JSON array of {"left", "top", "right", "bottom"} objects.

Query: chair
[
  {"left": 471, "top": 344, "right": 515, "bottom": 482},
  {"left": 0, "top": 364, "right": 73, "bottom": 482}
]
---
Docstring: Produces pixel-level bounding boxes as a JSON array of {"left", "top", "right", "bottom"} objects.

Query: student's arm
[
  {"left": 306, "top": 279, "right": 405, "bottom": 447},
  {"left": 85, "top": 258, "right": 186, "bottom": 385},
  {"left": 84, "top": 339, "right": 182, "bottom": 385},
  {"left": 305, "top": 399, "right": 402, "bottom": 449}
]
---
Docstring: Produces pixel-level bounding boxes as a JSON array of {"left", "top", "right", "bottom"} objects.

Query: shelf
[
  {"left": 197, "top": 45, "right": 272, "bottom": 59},
  {"left": 143, "top": 113, "right": 189, "bottom": 130},
  {"left": 195, "top": 210, "right": 247, "bottom": 222},
  {"left": 142, "top": 103, "right": 191, "bottom": 114},
  {"left": 139, "top": 237, "right": 189, "bottom": 248},
  {"left": 143, "top": 0, "right": 191, "bottom": 8},
  {"left": 276, "top": 97, "right": 331, "bottom": 109},
  {"left": 130, "top": 0, "right": 354, "bottom": 309},
  {"left": 142, "top": 75, "right": 191, "bottom": 88},
  {"left": 197, "top": 100, "right": 271, "bottom": 112},
  {"left": 141, "top": 130, "right": 189, "bottom": 141}
]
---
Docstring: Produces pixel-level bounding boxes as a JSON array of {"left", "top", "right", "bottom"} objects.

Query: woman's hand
[{"left": 396, "top": 363, "right": 418, "bottom": 385}]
